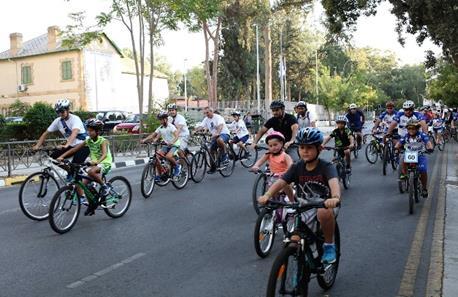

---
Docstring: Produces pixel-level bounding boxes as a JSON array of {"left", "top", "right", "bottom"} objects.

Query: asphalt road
[{"left": 0, "top": 145, "right": 448, "bottom": 297}]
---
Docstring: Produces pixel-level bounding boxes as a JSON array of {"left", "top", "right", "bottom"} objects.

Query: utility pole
[
  {"left": 315, "top": 50, "right": 319, "bottom": 105},
  {"left": 255, "top": 24, "right": 261, "bottom": 114},
  {"left": 279, "top": 29, "right": 285, "bottom": 101},
  {"left": 184, "top": 58, "right": 188, "bottom": 112}
]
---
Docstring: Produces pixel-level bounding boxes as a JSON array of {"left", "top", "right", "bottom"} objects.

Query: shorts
[
  {"left": 232, "top": 135, "right": 249, "bottom": 144},
  {"left": 97, "top": 163, "right": 112, "bottom": 175},
  {"left": 179, "top": 136, "right": 189, "bottom": 150},
  {"left": 349, "top": 126, "right": 362, "bottom": 133},
  {"left": 51, "top": 146, "right": 90, "bottom": 164},
  {"left": 301, "top": 206, "right": 340, "bottom": 233},
  {"left": 417, "top": 155, "right": 427, "bottom": 173},
  {"left": 160, "top": 145, "right": 179, "bottom": 155},
  {"left": 210, "top": 133, "right": 230, "bottom": 151}
]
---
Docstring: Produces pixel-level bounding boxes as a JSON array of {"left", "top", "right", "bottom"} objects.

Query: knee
[{"left": 317, "top": 208, "right": 334, "bottom": 222}]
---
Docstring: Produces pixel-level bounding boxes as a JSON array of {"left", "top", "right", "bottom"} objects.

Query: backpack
[{"left": 60, "top": 116, "right": 88, "bottom": 141}]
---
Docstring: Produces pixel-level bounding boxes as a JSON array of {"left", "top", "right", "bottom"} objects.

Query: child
[
  {"left": 432, "top": 111, "right": 445, "bottom": 145},
  {"left": 321, "top": 115, "right": 355, "bottom": 173},
  {"left": 228, "top": 111, "right": 250, "bottom": 154},
  {"left": 251, "top": 131, "right": 294, "bottom": 203},
  {"left": 395, "top": 119, "right": 433, "bottom": 198},
  {"left": 57, "top": 119, "right": 112, "bottom": 216},
  {"left": 258, "top": 127, "right": 341, "bottom": 264},
  {"left": 141, "top": 111, "right": 181, "bottom": 178}
]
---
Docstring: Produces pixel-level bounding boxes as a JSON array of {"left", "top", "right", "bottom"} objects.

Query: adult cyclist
[
  {"left": 33, "top": 99, "right": 89, "bottom": 163},
  {"left": 345, "top": 103, "right": 365, "bottom": 149},
  {"left": 295, "top": 101, "right": 315, "bottom": 129},
  {"left": 167, "top": 104, "right": 190, "bottom": 158},
  {"left": 372, "top": 101, "right": 397, "bottom": 134},
  {"left": 386, "top": 100, "right": 428, "bottom": 138},
  {"left": 252, "top": 100, "right": 299, "bottom": 158}
]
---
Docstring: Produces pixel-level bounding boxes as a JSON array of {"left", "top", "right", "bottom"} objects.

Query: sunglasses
[{"left": 405, "top": 108, "right": 414, "bottom": 112}]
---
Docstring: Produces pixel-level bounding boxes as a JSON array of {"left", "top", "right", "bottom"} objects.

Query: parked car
[
  {"left": 5, "top": 116, "right": 23, "bottom": 123},
  {"left": 95, "top": 111, "right": 128, "bottom": 133},
  {"left": 113, "top": 114, "right": 147, "bottom": 134}
]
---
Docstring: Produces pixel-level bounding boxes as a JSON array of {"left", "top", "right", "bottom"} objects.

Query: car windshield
[
  {"left": 96, "top": 113, "right": 105, "bottom": 120},
  {"left": 125, "top": 114, "right": 139, "bottom": 123}
]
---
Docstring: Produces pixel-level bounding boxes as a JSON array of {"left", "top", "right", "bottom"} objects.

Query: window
[
  {"left": 61, "top": 60, "right": 73, "bottom": 81},
  {"left": 21, "top": 65, "right": 32, "bottom": 85}
]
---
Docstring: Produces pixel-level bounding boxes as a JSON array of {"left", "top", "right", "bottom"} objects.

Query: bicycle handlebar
[{"left": 267, "top": 197, "right": 340, "bottom": 210}]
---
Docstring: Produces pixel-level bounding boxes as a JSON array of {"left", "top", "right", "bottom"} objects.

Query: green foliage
[
  {"left": 0, "top": 114, "right": 5, "bottom": 127},
  {"left": 0, "top": 122, "right": 31, "bottom": 141},
  {"left": 143, "top": 114, "right": 161, "bottom": 133},
  {"left": 72, "top": 110, "right": 97, "bottom": 121},
  {"left": 428, "top": 62, "right": 458, "bottom": 107},
  {"left": 181, "top": 66, "right": 207, "bottom": 98},
  {"left": 23, "top": 102, "right": 56, "bottom": 139},
  {"left": 8, "top": 100, "right": 30, "bottom": 117}
]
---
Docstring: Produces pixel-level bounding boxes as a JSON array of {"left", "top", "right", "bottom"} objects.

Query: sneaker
[
  {"left": 173, "top": 164, "right": 182, "bottom": 177},
  {"left": 222, "top": 154, "right": 229, "bottom": 165},
  {"left": 80, "top": 196, "right": 89, "bottom": 206},
  {"left": 422, "top": 189, "right": 428, "bottom": 198},
  {"left": 345, "top": 167, "right": 351, "bottom": 174},
  {"left": 322, "top": 244, "right": 337, "bottom": 264}
]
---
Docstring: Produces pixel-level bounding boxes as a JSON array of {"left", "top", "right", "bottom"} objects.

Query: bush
[
  {"left": 8, "top": 99, "right": 30, "bottom": 116},
  {"left": 73, "top": 110, "right": 97, "bottom": 121},
  {"left": 0, "top": 114, "right": 5, "bottom": 128},
  {"left": 144, "top": 114, "right": 160, "bottom": 133},
  {"left": 0, "top": 122, "right": 31, "bottom": 141},
  {"left": 23, "top": 102, "right": 56, "bottom": 140}
]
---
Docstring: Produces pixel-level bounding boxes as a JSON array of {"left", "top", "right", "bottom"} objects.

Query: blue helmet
[{"left": 295, "top": 127, "right": 323, "bottom": 145}]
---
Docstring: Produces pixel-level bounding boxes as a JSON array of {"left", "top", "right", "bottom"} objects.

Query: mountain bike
[
  {"left": 265, "top": 183, "right": 340, "bottom": 297},
  {"left": 324, "top": 147, "right": 350, "bottom": 190},
  {"left": 365, "top": 133, "right": 384, "bottom": 164},
  {"left": 141, "top": 142, "right": 190, "bottom": 198},
  {"left": 48, "top": 161, "right": 132, "bottom": 234},
  {"left": 382, "top": 135, "right": 399, "bottom": 175},
  {"left": 227, "top": 134, "right": 258, "bottom": 168},
  {"left": 19, "top": 148, "right": 68, "bottom": 221}
]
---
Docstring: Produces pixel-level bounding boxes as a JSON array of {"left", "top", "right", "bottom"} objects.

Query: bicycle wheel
[
  {"left": 254, "top": 209, "right": 276, "bottom": 258},
  {"left": 317, "top": 223, "right": 341, "bottom": 289},
  {"left": 413, "top": 174, "right": 420, "bottom": 203},
  {"left": 48, "top": 185, "right": 80, "bottom": 234},
  {"left": 240, "top": 146, "right": 258, "bottom": 168},
  {"left": 408, "top": 172, "right": 415, "bottom": 214},
  {"left": 103, "top": 176, "right": 132, "bottom": 218},
  {"left": 341, "top": 165, "right": 349, "bottom": 190},
  {"left": 172, "top": 158, "right": 190, "bottom": 189},
  {"left": 219, "top": 148, "right": 236, "bottom": 177},
  {"left": 266, "top": 244, "right": 310, "bottom": 297},
  {"left": 19, "top": 171, "right": 59, "bottom": 221},
  {"left": 390, "top": 148, "right": 399, "bottom": 170},
  {"left": 155, "top": 161, "right": 170, "bottom": 187},
  {"left": 365, "top": 142, "right": 378, "bottom": 164},
  {"left": 252, "top": 174, "right": 267, "bottom": 215},
  {"left": 398, "top": 171, "right": 407, "bottom": 194},
  {"left": 190, "top": 151, "right": 207, "bottom": 183},
  {"left": 140, "top": 162, "right": 155, "bottom": 198}
]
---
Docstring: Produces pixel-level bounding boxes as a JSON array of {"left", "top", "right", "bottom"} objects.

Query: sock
[{"left": 323, "top": 243, "right": 335, "bottom": 247}]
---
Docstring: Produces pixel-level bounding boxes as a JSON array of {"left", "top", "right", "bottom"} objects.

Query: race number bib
[{"left": 404, "top": 151, "right": 418, "bottom": 163}]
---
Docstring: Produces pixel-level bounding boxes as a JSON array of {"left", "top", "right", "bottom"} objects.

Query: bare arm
[
  {"left": 34, "top": 131, "right": 50, "bottom": 149},
  {"left": 141, "top": 132, "right": 158, "bottom": 143},
  {"left": 95, "top": 140, "right": 108, "bottom": 164},
  {"left": 322, "top": 135, "right": 332, "bottom": 147},
  {"left": 64, "top": 128, "right": 80, "bottom": 148},
  {"left": 253, "top": 126, "right": 268, "bottom": 145},
  {"left": 285, "top": 153, "right": 293, "bottom": 168},
  {"left": 251, "top": 153, "right": 269, "bottom": 171},
  {"left": 324, "top": 177, "right": 341, "bottom": 208},
  {"left": 169, "top": 129, "right": 180, "bottom": 145},
  {"left": 420, "top": 120, "right": 428, "bottom": 134},
  {"left": 386, "top": 121, "right": 397, "bottom": 135},
  {"left": 285, "top": 123, "right": 299, "bottom": 148},
  {"left": 58, "top": 142, "right": 86, "bottom": 160},
  {"left": 372, "top": 119, "right": 381, "bottom": 131}
]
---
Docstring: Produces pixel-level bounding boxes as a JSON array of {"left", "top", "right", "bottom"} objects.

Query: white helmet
[
  {"left": 54, "top": 99, "right": 71, "bottom": 112},
  {"left": 402, "top": 100, "right": 415, "bottom": 109},
  {"left": 335, "top": 115, "right": 348, "bottom": 123},
  {"left": 443, "top": 108, "right": 449, "bottom": 113},
  {"left": 349, "top": 103, "right": 357, "bottom": 109}
]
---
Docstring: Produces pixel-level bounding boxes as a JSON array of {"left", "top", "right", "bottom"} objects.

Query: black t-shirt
[
  {"left": 264, "top": 113, "right": 298, "bottom": 142},
  {"left": 330, "top": 128, "right": 353, "bottom": 148},
  {"left": 282, "top": 159, "right": 338, "bottom": 199}
]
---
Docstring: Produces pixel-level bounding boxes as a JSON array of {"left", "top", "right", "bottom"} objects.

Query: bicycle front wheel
[
  {"left": 141, "top": 162, "right": 155, "bottom": 198},
  {"left": 190, "top": 151, "right": 207, "bottom": 183},
  {"left": 104, "top": 176, "right": 132, "bottom": 218},
  {"left": 48, "top": 186, "right": 80, "bottom": 234},
  {"left": 365, "top": 142, "right": 378, "bottom": 164},
  {"left": 266, "top": 244, "right": 310, "bottom": 297},
  {"left": 240, "top": 146, "right": 258, "bottom": 168},
  {"left": 408, "top": 172, "right": 415, "bottom": 215},
  {"left": 252, "top": 174, "right": 267, "bottom": 215},
  {"left": 382, "top": 145, "right": 389, "bottom": 176},
  {"left": 254, "top": 209, "right": 276, "bottom": 258},
  {"left": 172, "top": 158, "right": 190, "bottom": 189},
  {"left": 19, "top": 171, "right": 59, "bottom": 221},
  {"left": 219, "top": 148, "right": 236, "bottom": 177},
  {"left": 317, "top": 223, "right": 341, "bottom": 289}
]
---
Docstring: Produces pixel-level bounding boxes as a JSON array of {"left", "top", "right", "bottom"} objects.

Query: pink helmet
[{"left": 265, "top": 131, "right": 285, "bottom": 144}]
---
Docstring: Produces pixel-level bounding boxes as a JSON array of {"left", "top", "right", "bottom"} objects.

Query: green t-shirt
[
  {"left": 85, "top": 136, "right": 112, "bottom": 165},
  {"left": 330, "top": 127, "right": 353, "bottom": 148}
]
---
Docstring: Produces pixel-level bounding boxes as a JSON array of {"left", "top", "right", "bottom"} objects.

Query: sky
[{"left": 0, "top": 0, "right": 441, "bottom": 72}]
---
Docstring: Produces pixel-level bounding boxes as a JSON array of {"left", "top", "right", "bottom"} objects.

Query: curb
[{"left": 0, "top": 158, "right": 151, "bottom": 188}]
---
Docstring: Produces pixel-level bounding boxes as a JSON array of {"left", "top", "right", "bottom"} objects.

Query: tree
[
  {"left": 321, "top": 0, "right": 458, "bottom": 66},
  {"left": 8, "top": 100, "right": 30, "bottom": 116},
  {"left": 428, "top": 62, "right": 458, "bottom": 106},
  {"left": 180, "top": 66, "right": 207, "bottom": 98},
  {"left": 154, "top": 55, "right": 182, "bottom": 97}
]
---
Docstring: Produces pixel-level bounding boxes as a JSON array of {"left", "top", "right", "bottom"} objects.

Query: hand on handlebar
[
  {"left": 250, "top": 165, "right": 260, "bottom": 172},
  {"left": 258, "top": 195, "right": 270, "bottom": 205},
  {"left": 324, "top": 198, "right": 340, "bottom": 209}
]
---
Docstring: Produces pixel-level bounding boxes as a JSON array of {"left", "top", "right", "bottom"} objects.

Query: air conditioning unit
[{"left": 17, "top": 84, "right": 28, "bottom": 92}]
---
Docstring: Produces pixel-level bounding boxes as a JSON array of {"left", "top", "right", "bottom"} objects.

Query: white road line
[
  {"left": 66, "top": 252, "right": 146, "bottom": 289},
  {"left": 0, "top": 207, "right": 20, "bottom": 216}
]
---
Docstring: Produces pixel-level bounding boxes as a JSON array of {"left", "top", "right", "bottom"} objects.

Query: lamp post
[{"left": 254, "top": 24, "right": 261, "bottom": 114}]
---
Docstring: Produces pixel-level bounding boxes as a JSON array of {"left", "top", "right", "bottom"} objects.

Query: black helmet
[
  {"left": 86, "top": 119, "right": 104, "bottom": 131},
  {"left": 157, "top": 111, "right": 169, "bottom": 120},
  {"left": 231, "top": 111, "right": 241, "bottom": 116},
  {"left": 270, "top": 100, "right": 285, "bottom": 109}
]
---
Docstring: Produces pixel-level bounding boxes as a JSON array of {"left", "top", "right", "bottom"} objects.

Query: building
[{"left": 0, "top": 26, "right": 169, "bottom": 115}]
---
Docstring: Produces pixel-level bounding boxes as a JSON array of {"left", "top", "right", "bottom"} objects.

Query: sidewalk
[{"left": 444, "top": 143, "right": 458, "bottom": 296}]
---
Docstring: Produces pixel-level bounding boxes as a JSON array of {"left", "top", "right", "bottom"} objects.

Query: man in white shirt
[
  {"left": 167, "top": 104, "right": 190, "bottom": 157},
  {"left": 295, "top": 101, "right": 315, "bottom": 129},
  {"left": 33, "top": 99, "right": 89, "bottom": 163},
  {"left": 196, "top": 107, "right": 231, "bottom": 173}
]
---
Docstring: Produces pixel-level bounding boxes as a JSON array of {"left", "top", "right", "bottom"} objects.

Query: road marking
[
  {"left": 397, "top": 150, "right": 443, "bottom": 297},
  {"left": 66, "top": 252, "right": 146, "bottom": 289},
  {"left": 0, "top": 207, "right": 20, "bottom": 216}
]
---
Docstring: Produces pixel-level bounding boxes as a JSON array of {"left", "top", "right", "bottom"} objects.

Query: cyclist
[
  {"left": 372, "top": 101, "right": 397, "bottom": 134},
  {"left": 258, "top": 127, "right": 341, "bottom": 264},
  {"left": 432, "top": 111, "right": 445, "bottom": 145},
  {"left": 141, "top": 111, "right": 181, "bottom": 178},
  {"left": 251, "top": 131, "right": 294, "bottom": 202},
  {"left": 195, "top": 107, "right": 231, "bottom": 174},
  {"left": 228, "top": 111, "right": 250, "bottom": 155},
  {"left": 167, "top": 104, "right": 190, "bottom": 158},
  {"left": 386, "top": 100, "right": 428, "bottom": 138},
  {"left": 252, "top": 100, "right": 299, "bottom": 157},
  {"left": 422, "top": 105, "right": 434, "bottom": 126},
  {"left": 295, "top": 101, "right": 315, "bottom": 129},
  {"left": 395, "top": 119, "right": 434, "bottom": 198},
  {"left": 345, "top": 103, "right": 365, "bottom": 149},
  {"left": 32, "top": 99, "right": 89, "bottom": 163},
  {"left": 57, "top": 119, "right": 113, "bottom": 215},
  {"left": 322, "top": 115, "right": 355, "bottom": 173}
]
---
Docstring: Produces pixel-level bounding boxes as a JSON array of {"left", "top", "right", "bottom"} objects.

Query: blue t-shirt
[
  {"left": 400, "top": 131, "right": 430, "bottom": 148},
  {"left": 393, "top": 111, "right": 424, "bottom": 136},
  {"left": 378, "top": 110, "right": 397, "bottom": 132},
  {"left": 345, "top": 110, "right": 365, "bottom": 129}
]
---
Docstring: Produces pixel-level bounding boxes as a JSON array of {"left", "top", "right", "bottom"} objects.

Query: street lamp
[{"left": 254, "top": 24, "right": 261, "bottom": 114}]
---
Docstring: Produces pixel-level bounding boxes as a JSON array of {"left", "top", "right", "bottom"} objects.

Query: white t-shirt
[
  {"left": 199, "top": 114, "right": 230, "bottom": 136},
  {"left": 155, "top": 123, "right": 180, "bottom": 146},
  {"left": 169, "top": 114, "right": 190, "bottom": 137},
  {"left": 47, "top": 114, "right": 87, "bottom": 146},
  {"left": 297, "top": 112, "right": 313, "bottom": 129},
  {"left": 228, "top": 119, "right": 249, "bottom": 138}
]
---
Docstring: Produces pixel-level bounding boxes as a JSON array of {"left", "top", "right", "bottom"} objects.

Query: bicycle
[
  {"left": 48, "top": 161, "right": 132, "bottom": 234},
  {"left": 365, "top": 133, "right": 384, "bottom": 164},
  {"left": 189, "top": 132, "right": 236, "bottom": 182},
  {"left": 140, "top": 142, "right": 190, "bottom": 198},
  {"left": 398, "top": 143, "right": 431, "bottom": 215},
  {"left": 323, "top": 147, "right": 350, "bottom": 190},
  {"left": 227, "top": 134, "right": 258, "bottom": 168},
  {"left": 265, "top": 184, "right": 340, "bottom": 297},
  {"left": 382, "top": 135, "right": 399, "bottom": 176},
  {"left": 19, "top": 148, "right": 69, "bottom": 221}
]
